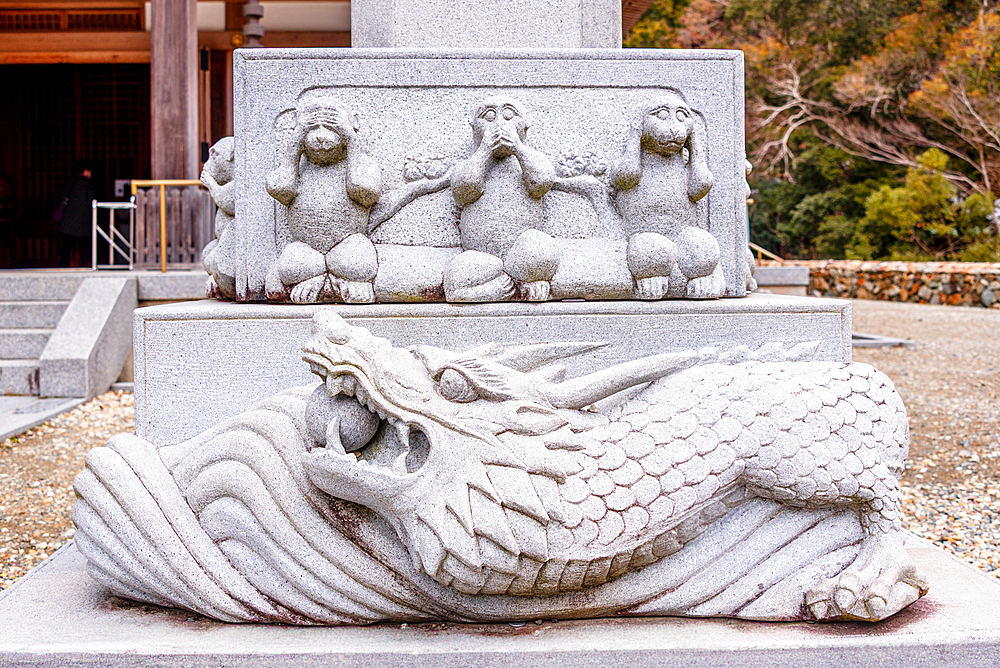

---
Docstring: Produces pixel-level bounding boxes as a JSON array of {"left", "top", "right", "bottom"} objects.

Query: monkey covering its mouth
[{"left": 445, "top": 96, "right": 562, "bottom": 303}]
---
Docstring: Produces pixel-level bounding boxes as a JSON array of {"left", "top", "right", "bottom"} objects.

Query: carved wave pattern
[{"left": 72, "top": 387, "right": 870, "bottom": 624}]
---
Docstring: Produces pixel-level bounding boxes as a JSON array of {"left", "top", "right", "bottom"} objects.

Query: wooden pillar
[{"left": 151, "top": 0, "right": 198, "bottom": 179}]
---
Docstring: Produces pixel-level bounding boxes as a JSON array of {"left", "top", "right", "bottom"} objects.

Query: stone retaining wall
[{"left": 759, "top": 260, "right": 1000, "bottom": 308}]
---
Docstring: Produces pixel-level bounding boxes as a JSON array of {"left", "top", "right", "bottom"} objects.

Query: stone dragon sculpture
[{"left": 72, "top": 312, "right": 927, "bottom": 625}]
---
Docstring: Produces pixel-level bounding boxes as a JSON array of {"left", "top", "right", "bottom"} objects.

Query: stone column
[
  {"left": 150, "top": 0, "right": 199, "bottom": 179},
  {"left": 351, "top": 0, "right": 622, "bottom": 49}
]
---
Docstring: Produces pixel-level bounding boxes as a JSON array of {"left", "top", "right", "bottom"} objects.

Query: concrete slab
[
  {"left": 38, "top": 277, "right": 137, "bottom": 399},
  {"left": 0, "top": 397, "right": 84, "bottom": 441},
  {"left": 754, "top": 266, "right": 810, "bottom": 287},
  {"left": 132, "top": 294, "right": 853, "bottom": 444},
  {"left": 0, "top": 359, "right": 39, "bottom": 395},
  {"left": 0, "top": 535, "right": 997, "bottom": 666},
  {"left": 0, "top": 269, "right": 209, "bottom": 304}
]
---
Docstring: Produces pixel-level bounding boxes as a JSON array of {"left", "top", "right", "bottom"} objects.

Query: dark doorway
[{"left": 0, "top": 63, "right": 151, "bottom": 268}]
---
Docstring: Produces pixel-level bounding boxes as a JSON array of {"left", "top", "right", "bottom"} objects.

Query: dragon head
[{"left": 299, "top": 311, "right": 712, "bottom": 590}]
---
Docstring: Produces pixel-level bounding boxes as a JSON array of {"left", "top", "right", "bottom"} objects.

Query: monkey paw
[
  {"left": 290, "top": 276, "right": 327, "bottom": 304},
  {"left": 805, "top": 533, "right": 928, "bottom": 622},
  {"left": 520, "top": 280, "right": 550, "bottom": 302},
  {"left": 336, "top": 280, "right": 376, "bottom": 304},
  {"left": 685, "top": 266, "right": 725, "bottom": 299},
  {"left": 634, "top": 276, "right": 668, "bottom": 300}
]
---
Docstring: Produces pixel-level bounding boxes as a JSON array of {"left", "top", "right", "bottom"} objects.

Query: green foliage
[
  {"left": 850, "top": 149, "right": 999, "bottom": 260},
  {"left": 749, "top": 141, "right": 901, "bottom": 258},
  {"left": 625, "top": 0, "right": 693, "bottom": 48},
  {"left": 724, "top": 0, "right": 923, "bottom": 64}
]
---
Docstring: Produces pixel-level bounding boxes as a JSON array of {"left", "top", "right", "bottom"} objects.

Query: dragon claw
[{"left": 807, "top": 535, "right": 928, "bottom": 622}]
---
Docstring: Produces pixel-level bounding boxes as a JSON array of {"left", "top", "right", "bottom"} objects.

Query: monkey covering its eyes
[{"left": 265, "top": 88, "right": 383, "bottom": 304}]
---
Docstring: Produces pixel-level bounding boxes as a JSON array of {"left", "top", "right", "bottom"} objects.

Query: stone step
[
  {"left": 0, "top": 359, "right": 39, "bottom": 395},
  {"left": 0, "top": 274, "right": 83, "bottom": 301},
  {"left": 0, "top": 328, "right": 53, "bottom": 358},
  {"left": 0, "top": 301, "right": 69, "bottom": 328}
]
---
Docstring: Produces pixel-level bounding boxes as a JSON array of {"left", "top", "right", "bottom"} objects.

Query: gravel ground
[
  {"left": 0, "top": 298, "right": 997, "bottom": 591},
  {"left": 851, "top": 299, "right": 1000, "bottom": 575},
  {"left": 0, "top": 391, "right": 134, "bottom": 588}
]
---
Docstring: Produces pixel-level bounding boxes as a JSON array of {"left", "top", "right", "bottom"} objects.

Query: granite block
[
  {"left": 0, "top": 274, "right": 82, "bottom": 301},
  {"left": 0, "top": 360, "right": 39, "bottom": 395},
  {"left": 232, "top": 48, "right": 749, "bottom": 301},
  {"left": 753, "top": 266, "right": 810, "bottom": 287},
  {"left": 38, "top": 277, "right": 137, "bottom": 399},
  {"left": 0, "top": 328, "right": 52, "bottom": 359},
  {"left": 132, "top": 294, "right": 851, "bottom": 444},
  {"left": 351, "top": 0, "right": 622, "bottom": 49},
  {"left": 135, "top": 271, "right": 211, "bottom": 302},
  {"left": 1, "top": 535, "right": 998, "bottom": 667},
  {"left": 0, "top": 301, "right": 68, "bottom": 329}
]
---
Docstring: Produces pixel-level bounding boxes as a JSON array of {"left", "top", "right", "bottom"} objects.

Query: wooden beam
[
  {"left": 0, "top": 50, "right": 148, "bottom": 63},
  {"left": 0, "top": 1, "right": 142, "bottom": 9},
  {"left": 0, "top": 29, "right": 350, "bottom": 63},
  {"left": 151, "top": 0, "right": 198, "bottom": 180},
  {"left": 0, "top": 31, "right": 149, "bottom": 52},
  {"left": 260, "top": 30, "right": 350, "bottom": 47},
  {"left": 621, "top": 0, "right": 655, "bottom": 37},
  {"left": 197, "top": 30, "right": 350, "bottom": 50},
  {"left": 224, "top": 1, "right": 243, "bottom": 31}
]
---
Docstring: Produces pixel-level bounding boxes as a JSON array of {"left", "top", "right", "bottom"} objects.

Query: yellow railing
[
  {"left": 130, "top": 179, "right": 206, "bottom": 272},
  {"left": 749, "top": 242, "right": 784, "bottom": 265}
]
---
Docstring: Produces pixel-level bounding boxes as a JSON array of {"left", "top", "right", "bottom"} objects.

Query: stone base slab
[
  {"left": 132, "top": 294, "right": 851, "bottom": 444},
  {"left": 1, "top": 535, "right": 998, "bottom": 667}
]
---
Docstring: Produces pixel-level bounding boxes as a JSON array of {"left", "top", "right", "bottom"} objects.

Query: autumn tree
[{"left": 627, "top": 0, "right": 1000, "bottom": 259}]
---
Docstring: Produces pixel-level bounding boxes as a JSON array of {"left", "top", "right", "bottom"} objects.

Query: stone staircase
[{"left": 0, "top": 275, "right": 83, "bottom": 395}]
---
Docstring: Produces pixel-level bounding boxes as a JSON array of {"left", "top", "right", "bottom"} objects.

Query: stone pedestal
[
  {"left": 133, "top": 294, "right": 851, "bottom": 444},
  {"left": 351, "top": 0, "right": 622, "bottom": 48},
  {"left": 2, "top": 535, "right": 998, "bottom": 667}
]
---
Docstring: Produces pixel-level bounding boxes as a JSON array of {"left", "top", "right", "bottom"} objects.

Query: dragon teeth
[
  {"left": 342, "top": 376, "right": 357, "bottom": 396},
  {"left": 375, "top": 406, "right": 386, "bottom": 419},
  {"left": 394, "top": 422, "right": 411, "bottom": 449},
  {"left": 326, "top": 374, "right": 345, "bottom": 396},
  {"left": 391, "top": 451, "right": 408, "bottom": 476},
  {"left": 356, "top": 386, "right": 368, "bottom": 404}
]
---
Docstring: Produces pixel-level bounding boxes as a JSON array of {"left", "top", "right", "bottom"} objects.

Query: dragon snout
[{"left": 312, "top": 310, "right": 351, "bottom": 344}]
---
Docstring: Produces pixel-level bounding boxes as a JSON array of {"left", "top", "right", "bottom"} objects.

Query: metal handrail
[
  {"left": 749, "top": 242, "right": 784, "bottom": 264},
  {"left": 91, "top": 198, "right": 137, "bottom": 270},
  {"left": 129, "top": 179, "right": 206, "bottom": 272}
]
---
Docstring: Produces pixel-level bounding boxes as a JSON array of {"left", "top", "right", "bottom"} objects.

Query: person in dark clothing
[{"left": 54, "top": 159, "right": 96, "bottom": 268}]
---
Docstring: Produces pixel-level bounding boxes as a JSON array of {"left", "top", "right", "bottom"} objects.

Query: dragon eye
[
  {"left": 483, "top": 109, "right": 497, "bottom": 122},
  {"left": 502, "top": 106, "right": 516, "bottom": 120},
  {"left": 676, "top": 108, "right": 689, "bottom": 122},
  {"left": 438, "top": 369, "right": 478, "bottom": 403}
]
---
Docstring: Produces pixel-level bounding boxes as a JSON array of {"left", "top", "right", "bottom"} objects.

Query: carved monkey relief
[
  {"left": 446, "top": 96, "right": 561, "bottom": 303},
  {"left": 266, "top": 89, "right": 383, "bottom": 304},
  {"left": 612, "top": 91, "right": 725, "bottom": 300}
]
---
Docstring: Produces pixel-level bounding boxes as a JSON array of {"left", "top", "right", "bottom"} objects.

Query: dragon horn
[
  {"left": 541, "top": 351, "right": 703, "bottom": 409},
  {"left": 490, "top": 341, "right": 608, "bottom": 372}
]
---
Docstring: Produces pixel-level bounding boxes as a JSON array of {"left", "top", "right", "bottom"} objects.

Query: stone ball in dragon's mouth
[{"left": 305, "top": 383, "right": 380, "bottom": 451}]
